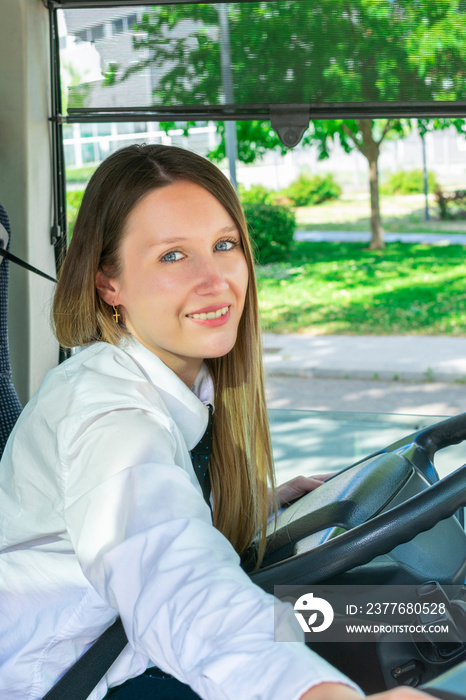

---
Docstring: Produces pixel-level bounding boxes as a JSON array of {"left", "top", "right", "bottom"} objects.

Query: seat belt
[
  {"left": 42, "top": 617, "right": 128, "bottom": 700},
  {"left": 0, "top": 222, "right": 56, "bottom": 283},
  {"left": 0, "top": 245, "right": 57, "bottom": 283}
]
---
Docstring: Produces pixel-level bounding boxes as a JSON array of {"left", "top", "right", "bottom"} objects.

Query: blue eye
[
  {"left": 161, "top": 250, "right": 184, "bottom": 263},
  {"left": 215, "top": 239, "right": 237, "bottom": 251}
]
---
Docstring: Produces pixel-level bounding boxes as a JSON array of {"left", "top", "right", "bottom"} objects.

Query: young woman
[{"left": 0, "top": 145, "right": 429, "bottom": 700}]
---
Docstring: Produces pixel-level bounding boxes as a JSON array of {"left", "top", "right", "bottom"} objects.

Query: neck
[
  {"left": 126, "top": 330, "right": 202, "bottom": 387},
  {"left": 176, "top": 362, "right": 203, "bottom": 388}
]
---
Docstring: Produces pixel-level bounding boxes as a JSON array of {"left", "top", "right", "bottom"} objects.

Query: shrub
[
  {"left": 65, "top": 166, "right": 97, "bottom": 183},
  {"left": 436, "top": 188, "right": 466, "bottom": 220},
  {"left": 239, "top": 184, "right": 278, "bottom": 206},
  {"left": 381, "top": 169, "right": 438, "bottom": 196},
  {"left": 282, "top": 173, "right": 342, "bottom": 207},
  {"left": 66, "top": 189, "right": 84, "bottom": 237},
  {"left": 243, "top": 202, "right": 296, "bottom": 264}
]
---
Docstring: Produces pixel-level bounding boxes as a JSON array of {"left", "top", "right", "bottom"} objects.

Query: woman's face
[{"left": 97, "top": 180, "right": 249, "bottom": 386}]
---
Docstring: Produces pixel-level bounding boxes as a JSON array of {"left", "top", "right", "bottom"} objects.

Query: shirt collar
[
  {"left": 190, "top": 363, "right": 215, "bottom": 406},
  {"left": 118, "top": 336, "right": 213, "bottom": 450}
]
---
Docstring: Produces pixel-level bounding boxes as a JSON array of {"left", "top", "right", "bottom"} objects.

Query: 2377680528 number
[{"left": 364, "top": 602, "right": 446, "bottom": 615}]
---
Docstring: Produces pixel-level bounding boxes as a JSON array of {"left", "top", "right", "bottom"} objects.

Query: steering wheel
[{"left": 247, "top": 412, "right": 466, "bottom": 594}]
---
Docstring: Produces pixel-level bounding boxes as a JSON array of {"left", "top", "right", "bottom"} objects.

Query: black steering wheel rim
[{"left": 249, "top": 413, "right": 466, "bottom": 594}]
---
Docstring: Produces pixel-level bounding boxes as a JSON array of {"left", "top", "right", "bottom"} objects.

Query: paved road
[
  {"left": 265, "top": 374, "right": 466, "bottom": 417},
  {"left": 262, "top": 333, "right": 466, "bottom": 383},
  {"left": 265, "top": 373, "right": 466, "bottom": 481},
  {"left": 295, "top": 230, "right": 466, "bottom": 244}
]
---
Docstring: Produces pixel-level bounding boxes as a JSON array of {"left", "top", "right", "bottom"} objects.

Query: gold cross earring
[{"left": 112, "top": 304, "right": 120, "bottom": 324}]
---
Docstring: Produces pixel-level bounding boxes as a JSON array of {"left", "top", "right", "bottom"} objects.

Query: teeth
[{"left": 189, "top": 306, "right": 229, "bottom": 320}]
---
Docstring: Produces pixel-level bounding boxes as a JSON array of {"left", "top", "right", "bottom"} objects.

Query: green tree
[
  {"left": 108, "top": 0, "right": 466, "bottom": 249},
  {"left": 63, "top": 63, "right": 93, "bottom": 113}
]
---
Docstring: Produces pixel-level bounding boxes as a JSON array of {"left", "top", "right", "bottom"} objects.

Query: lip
[{"left": 187, "top": 303, "right": 230, "bottom": 315}]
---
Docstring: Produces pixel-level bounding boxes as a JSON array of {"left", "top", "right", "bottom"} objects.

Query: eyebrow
[{"left": 155, "top": 225, "right": 239, "bottom": 247}]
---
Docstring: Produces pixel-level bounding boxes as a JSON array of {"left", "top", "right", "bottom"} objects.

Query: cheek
[
  {"left": 120, "top": 266, "right": 177, "bottom": 305},
  {"left": 236, "top": 257, "right": 249, "bottom": 301}
]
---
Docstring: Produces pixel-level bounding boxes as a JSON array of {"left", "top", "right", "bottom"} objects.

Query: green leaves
[
  {"left": 209, "top": 121, "right": 286, "bottom": 164},
  {"left": 243, "top": 202, "right": 296, "bottom": 264},
  {"left": 120, "top": 1, "right": 466, "bottom": 108},
  {"left": 104, "top": 1, "right": 466, "bottom": 164}
]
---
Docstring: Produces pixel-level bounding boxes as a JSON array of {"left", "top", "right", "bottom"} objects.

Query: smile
[{"left": 187, "top": 306, "right": 229, "bottom": 320}]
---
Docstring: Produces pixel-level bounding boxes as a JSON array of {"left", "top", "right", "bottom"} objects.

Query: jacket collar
[{"left": 118, "top": 336, "right": 213, "bottom": 451}]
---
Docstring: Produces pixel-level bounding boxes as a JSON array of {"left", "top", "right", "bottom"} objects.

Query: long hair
[{"left": 53, "top": 144, "right": 275, "bottom": 560}]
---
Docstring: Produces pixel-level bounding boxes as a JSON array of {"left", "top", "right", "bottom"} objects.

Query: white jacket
[{"left": 0, "top": 338, "right": 357, "bottom": 700}]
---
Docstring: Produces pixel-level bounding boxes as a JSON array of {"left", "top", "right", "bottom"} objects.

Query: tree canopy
[
  {"left": 104, "top": 0, "right": 466, "bottom": 248},
  {"left": 107, "top": 0, "right": 466, "bottom": 107}
]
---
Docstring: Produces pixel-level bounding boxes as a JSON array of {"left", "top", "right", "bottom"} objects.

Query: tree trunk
[
  {"left": 358, "top": 120, "right": 385, "bottom": 250},
  {"left": 368, "top": 152, "right": 384, "bottom": 250}
]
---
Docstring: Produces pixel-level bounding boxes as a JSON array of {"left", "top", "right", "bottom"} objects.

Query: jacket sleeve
[{"left": 62, "top": 406, "right": 361, "bottom": 700}]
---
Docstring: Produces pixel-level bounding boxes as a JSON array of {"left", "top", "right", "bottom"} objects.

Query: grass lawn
[
  {"left": 257, "top": 241, "right": 466, "bottom": 335},
  {"left": 296, "top": 194, "right": 466, "bottom": 235}
]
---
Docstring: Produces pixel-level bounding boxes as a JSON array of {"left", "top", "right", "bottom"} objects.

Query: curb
[
  {"left": 263, "top": 363, "right": 466, "bottom": 383},
  {"left": 262, "top": 334, "right": 466, "bottom": 384}
]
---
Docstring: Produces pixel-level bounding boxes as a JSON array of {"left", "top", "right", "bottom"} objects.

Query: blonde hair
[{"left": 53, "top": 144, "right": 274, "bottom": 561}]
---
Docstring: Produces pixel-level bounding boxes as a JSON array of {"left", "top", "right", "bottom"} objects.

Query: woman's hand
[
  {"left": 299, "top": 682, "right": 430, "bottom": 700},
  {"left": 269, "top": 474, "right": 332, "bottom": 514}
]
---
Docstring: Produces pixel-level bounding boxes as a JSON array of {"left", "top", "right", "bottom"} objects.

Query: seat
[{"left": 0, "top": 203, "right": 22, "bottom": 457}]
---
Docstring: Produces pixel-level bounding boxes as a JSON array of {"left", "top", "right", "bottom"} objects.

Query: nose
[{"left": 194, "top": 255, "right": 229, "bottom": 295}]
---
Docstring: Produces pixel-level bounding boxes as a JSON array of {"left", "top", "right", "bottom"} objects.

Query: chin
[{"left": 201, "top": 337, "right": 237, "bottom": 360}]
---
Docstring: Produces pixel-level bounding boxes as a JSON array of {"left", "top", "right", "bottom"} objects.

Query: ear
[{"left": 96, "top": 269, "right": 119, "bottom": 306}]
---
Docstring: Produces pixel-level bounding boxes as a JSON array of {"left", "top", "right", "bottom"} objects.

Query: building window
[
  {"left": 64, "top": 144, "right": 76, "bottom": 167},
  {"left": 81, "top": 142, "right": 97, "bottom": 163},
  {"left": 80, "top": 124, "right": 95, "bottom": 139},
  {"left": 132, "top": 122, "right": 147, "bottom": 134},
  {"left": 97, "top": 123, "right": 112, "bottom": 137},
  {"left": 90, "top": 25, "right": 104, "bottom": 42},
  {"left": 75, "top": 29, "right": 88, "bottom": 43},
  {"left": 116, "top": 122, "right": 134, "bottom": 135},
  {"left": 126, "top": 14, "right": 138, "bottom": 31},
  {"left": 112, "top": 18, "right": 124, "bottom": 35}
]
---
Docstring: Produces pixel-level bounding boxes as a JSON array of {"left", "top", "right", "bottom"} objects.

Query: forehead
[{"left": 123, "top": 180, "right": 237, "bottom": 243}]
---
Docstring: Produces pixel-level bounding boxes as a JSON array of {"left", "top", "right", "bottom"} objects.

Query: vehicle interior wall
[{"left": 0, "top": 0, "right": 58, "bottom": 404}]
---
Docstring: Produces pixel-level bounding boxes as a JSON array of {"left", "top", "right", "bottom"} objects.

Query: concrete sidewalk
[
  {"left": 295, "top": 230, "right": 466, "bottom": 245},
  {"left": 262, "top": 334, "right": 466, "bottom": 383}
]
